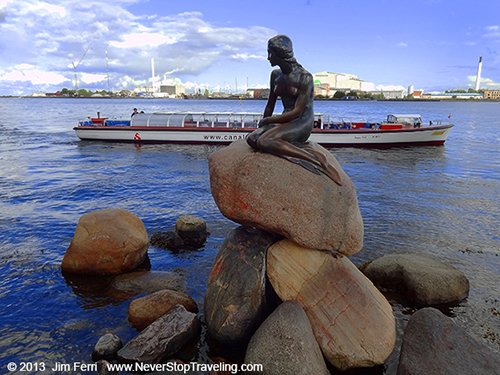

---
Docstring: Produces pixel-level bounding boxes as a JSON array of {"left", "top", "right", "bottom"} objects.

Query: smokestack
[
  {"left": 151, "top": 58, "right": 155, "bottom": 93},
  {"left": 474, "top": 56, "right": 482, "bottom": 91}
]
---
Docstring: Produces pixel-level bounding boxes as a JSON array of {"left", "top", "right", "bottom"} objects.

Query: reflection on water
[{"left": 0, "top": 98, "right": 498, "bottom": 372}]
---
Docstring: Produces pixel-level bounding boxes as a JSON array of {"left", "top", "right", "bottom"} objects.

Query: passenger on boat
[
  {"left": 246, "top": 35, "right": 342, "bottom": 186},
  {"left": 131, "top": 108, "right": 139, "bottom": 117}
]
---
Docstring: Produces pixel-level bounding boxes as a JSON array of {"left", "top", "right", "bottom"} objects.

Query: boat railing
[{"left": 429, "top": 119, "right": 453, "bottom": 126}]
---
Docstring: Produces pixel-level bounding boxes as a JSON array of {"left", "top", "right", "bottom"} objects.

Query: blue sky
[{"left": 0, "top": 0, "right": 499, "bottom": 95}]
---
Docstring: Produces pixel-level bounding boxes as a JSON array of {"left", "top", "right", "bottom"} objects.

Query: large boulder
[
  {"left": 62, "top": 208, "right": 148, "bottom": 275},
  {"left": 204, "top": 226, "right": 279, "bottom": 345},
  {"left": 208, "top": 140, "right": 363, "bottom": 256},
  {"left": 267, "top": 239, "right": 395, "bottom": 371},
  {"left": 397, "top": 307, "right": 500, "bottom": 375},
  {"left": 128, "top": 289, "right": 198, "bottom": 331},
  {"left": 362, "top": 253, "right": 469, "bottom": 306},
  {"left": 245, "top": 301, "right": 330, "bottom": 375},
  {"left": 117, "top": 305, "right": 200, "bottom": 364}
]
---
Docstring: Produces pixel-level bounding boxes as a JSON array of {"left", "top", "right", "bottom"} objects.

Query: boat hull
[{"left": 74, "top": 125, "right": 453, "bottom": 147}]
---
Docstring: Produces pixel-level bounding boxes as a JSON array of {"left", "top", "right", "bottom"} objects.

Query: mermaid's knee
[{"left": 246, "top": 132, "right": 259, "bottom": 149}]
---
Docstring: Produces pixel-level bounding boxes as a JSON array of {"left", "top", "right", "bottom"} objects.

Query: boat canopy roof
[
  {"left": 389, "top": 114, "right": 422, "bottom": 118},
  {"left": 130, "top": 111, "right": 264, "bottom": 128},
  {"left": 386, "top": 114, "right": 422, "bottom": 124}
]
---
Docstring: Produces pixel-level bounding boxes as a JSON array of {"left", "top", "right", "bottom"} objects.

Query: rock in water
[
  {"left": 92, "top": 333, "right": 123, "bottom": 361},
  {"left": 128, "top": 289, "right": 198, "bottom": 331},
  {"left": 110, "top": 271, "right": 185, "bottom": 296},
  {"left": 208, "top": 140, "right": 363, "bottom": 255},
  {"left": 245, "top": 301, "right": 330, "bottom": 375},
  {"left": 62, "top": 208, "right": 149, "bottom": 275},
  {"left": 175, "top": 214, "right": 208, "bottom": 248},
  {"left": 117, "top": 305, "right": 200, "bottom": 364},
  {"left": 204, "top": 226, "right": 279, "bottom": 345},
  {"left": 267, "top": 239, "right": 396, "bottom": 370},
  {"left": 150, "top": 231, "right": 184, "bottom": 251},
  {"left": 362, "top": 253, "right": 469, "bottom": 306},
  {"left": 397, "top": 307, "right": 500, "bottom": 375}
]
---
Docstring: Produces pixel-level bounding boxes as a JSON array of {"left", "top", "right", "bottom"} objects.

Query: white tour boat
[{"left": 74, "top": 112, "right": 453, "bottom": 147}]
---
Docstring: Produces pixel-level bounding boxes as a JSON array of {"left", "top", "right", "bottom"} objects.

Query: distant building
[
  {"left": 483, "top": 90, "right": 500, "bottom": 100},
  {"left": 246, "top": 88, "right": 270, "bottom": 99},
  {"left": 410, "top": 90, "right": 424, "bottom": 98},
  {"left": 369, "top": 90, "right": 404, "bottom": 99},
  {"left": 313, "top": 83, "right": 331, "bottom": 97},
  {"left": 159, "top": 84, "right": 185, "bottom": 98},
  {"left": 313, "top": 71, "right": 375, "bottom": 97},
  {"left": 424, "top": 92, "right": 483, "bottom": 100}
]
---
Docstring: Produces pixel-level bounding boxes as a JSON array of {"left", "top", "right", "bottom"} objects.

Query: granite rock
[
  {"left": 62, "top": 208, "right": 149, "bottom": 275},
  {"left": 267, "top": 239, "right": 395, "bottom": 370},
  {"left": 208, "top": 140, "right": 363, "bottom": 255}
]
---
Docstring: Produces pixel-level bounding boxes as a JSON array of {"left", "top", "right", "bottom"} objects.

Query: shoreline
[{"left": 1, "top": 95, "right": 500, "bottom": 102}]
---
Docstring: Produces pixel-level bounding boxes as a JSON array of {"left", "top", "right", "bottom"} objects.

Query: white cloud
[
  {"left": 230, "top": 53, "right": 266, "bottom": 61},
  {"left": 467, "top": 75, "right": 500, "bottom": 89},
  {"left": 375, "top": 84, "right": 406, "bottom": 91},
  {"left": 397, "top": 42, "right": 408, "bottom": 48},
  {"left": 23, "top": 1, "right": 66, "bottom": 18},
  {"left": 0, "top": 1, "right": 276, "bottom": 94},
  {"left": 80, "top": 72, "right": 107, "bottom": 84},
  {"left": 483, "top": 25, "right": 500, "bottom": 39},
  {"left": 0, "top": 64, "right": 67, "bottom": 85},
  {"left": 110, "top": 32, "right": 178, "bottom": 49}
]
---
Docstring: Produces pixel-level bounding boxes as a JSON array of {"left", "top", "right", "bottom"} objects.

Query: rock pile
[
  {"left": 63, "top": 210, "right": 204, "bottom": 368},
  {"left": 206, "top": 140, "right": 396, "bottom": 371}
]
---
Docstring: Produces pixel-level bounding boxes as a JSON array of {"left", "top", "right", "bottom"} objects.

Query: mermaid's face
[{"left": 267, "top": 48, "right": 279, "bottom": 66}]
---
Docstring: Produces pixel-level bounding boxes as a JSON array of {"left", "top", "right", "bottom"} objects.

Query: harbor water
[{"left": 0, "top": 98, "right": 498, "bottom": 373}]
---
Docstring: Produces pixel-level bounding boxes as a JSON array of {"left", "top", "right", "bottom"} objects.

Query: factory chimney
[
  {"left": 474, "top": 56, "right": 482, "bottom": 91},
  {"left": 151, "top": 58, "right": 156, "bottom": 94}
]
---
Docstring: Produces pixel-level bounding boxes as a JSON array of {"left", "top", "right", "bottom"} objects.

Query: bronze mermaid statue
[{"left": 246, "top": 35, "right": 342, "bottom": 186}]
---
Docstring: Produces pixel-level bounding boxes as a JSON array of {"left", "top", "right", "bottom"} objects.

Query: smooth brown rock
[
  {"left": 362, "top": 253, "right": 469, "bottom": 306},
  {"left": 245, "top": 301, "right": 330, "bottom": 375},
  {"left": 128, "top": 289, "right": 198, "bottom": 331},
  {"left": 204, "top": 226, "right": 279, "bottom": 345},
  {"left": 208, "top": 140, "right": 363, "bottom": 255},
  {"left": 397, "top": 307, "right": 500, "bottom": 375},
  {"left": 117, "top": 305, "right": 200, "bottom": 364},
  {"left": 267, "top": 239, "right": 396, "bottom": 370},
  {"left": 62, "top": 208, "right": 148, "bottom": 275}
]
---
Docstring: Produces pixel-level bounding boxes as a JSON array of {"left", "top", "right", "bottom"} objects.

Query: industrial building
[
  {"left": 159, "top": 84, "right": 185, "bottom": 98},
  {"left": 369, "top": 90, "right": 405, "bottom": 99},
  {"left": 313, "top": 71, "right": 375, "bottom": 97},
  {"left": 246, "top": 88, "right": 270, "bottom": 99}
]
